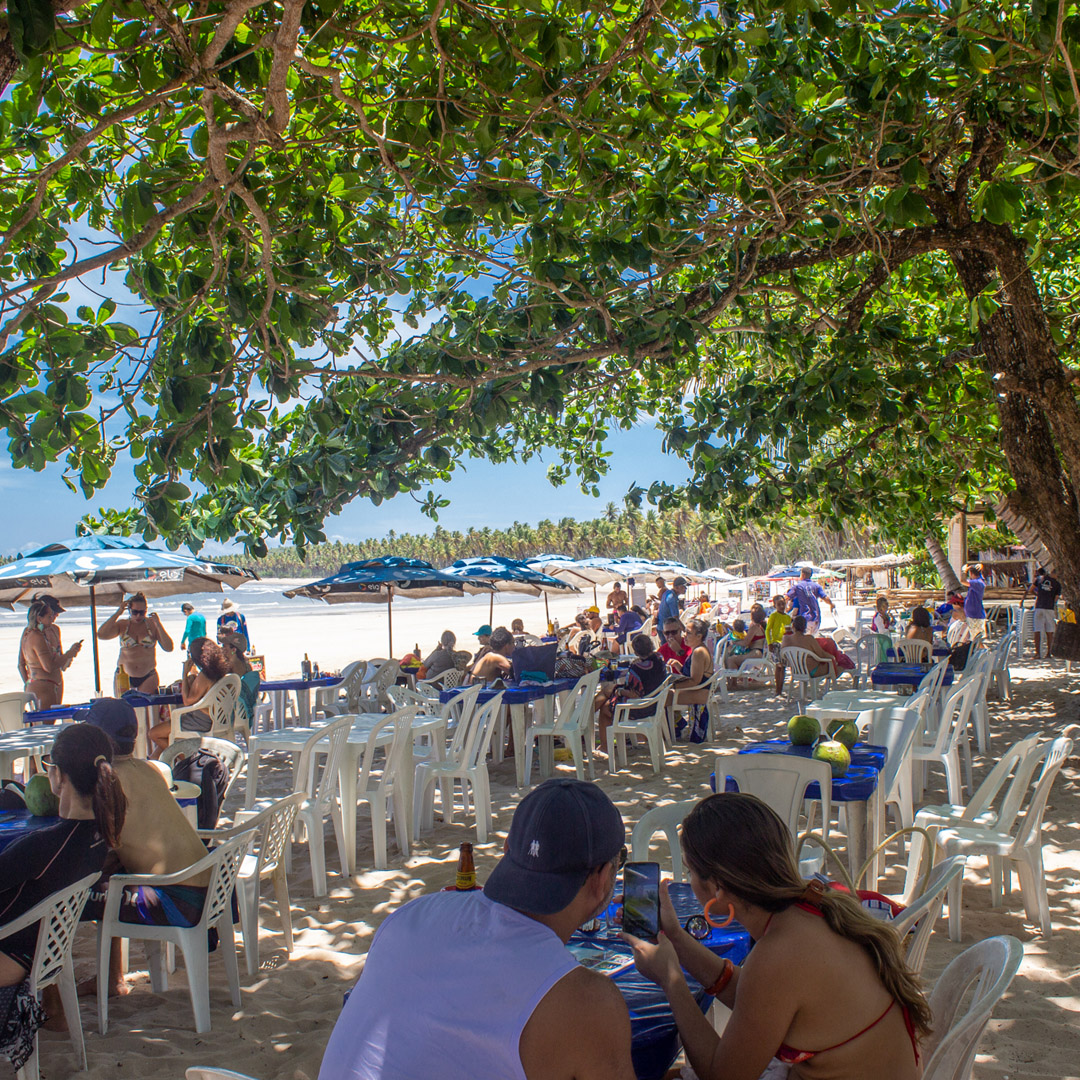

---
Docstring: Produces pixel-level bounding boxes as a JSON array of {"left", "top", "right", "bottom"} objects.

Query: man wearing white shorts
[{"left": 1027, "top": 568, "right": 1062, "bottom": 659}]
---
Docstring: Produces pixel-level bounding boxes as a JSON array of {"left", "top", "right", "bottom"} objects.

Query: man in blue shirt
[
  {"left": 962, "top": 563, "right": 987, "bottom": 643},
  {"left": 785, "top": 568, "right": 835, "bottom": 634},
  {"left": 179, "top": 603, "right": 207, "bottom": 649},
  {"left": 612, "top": 605, "right": 643, "bottom": 645},
  {"left": 657, "top": 576, "right": 687, "bottom": 628}
]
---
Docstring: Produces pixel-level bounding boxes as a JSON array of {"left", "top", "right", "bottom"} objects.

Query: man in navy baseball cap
[
  {"left": 319, "top": 778, "right": 634, "bottom": 1080},
  {"left": 76, "top": 696, "right": 138, "bottom": 756}
]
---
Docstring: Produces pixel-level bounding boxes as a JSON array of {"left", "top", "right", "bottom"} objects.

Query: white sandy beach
[{"left": 21, "top": 654, "right": 1080, "bottom": 1080}]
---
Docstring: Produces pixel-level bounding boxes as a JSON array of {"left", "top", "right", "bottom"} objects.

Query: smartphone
[{"left": 621, "top": 861, "right": 660, "bottom": 943}]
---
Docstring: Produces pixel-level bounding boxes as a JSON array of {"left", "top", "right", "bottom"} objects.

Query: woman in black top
[
  {"left": 594, "top": 634, "right": 670, "bottom": 751},
  {"left": 0, "top": 724, "right": 126, "bottom": 1066}
]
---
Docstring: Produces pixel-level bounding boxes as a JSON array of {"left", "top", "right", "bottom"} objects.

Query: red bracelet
[{"left": 705, "top": 958, "right": 734, "bottom": 997}]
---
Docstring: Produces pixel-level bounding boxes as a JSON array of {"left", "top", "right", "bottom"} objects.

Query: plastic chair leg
[
  {"left": 178, "top": 931, "right": 212, "bottom": 1033},
  {"left": 273, "top": 868, "right": 293, "bottom": 955},
  {"left": 96, "top": 927, "right": 110, "bottom": 1036},
  {"left": 219, "top": 914, "right": 241, "bottom": 1007},
  {"left": 56, "top": 959, "right": 86, "bottom": 1069},
  {"left": 237, "top": 876, "right": 259, "bottom": 978},
  {"left": 305, "top": 811, "right": 328, "bottom": 898},
  {"left": 147, "top": 940, "right": 169, "bottom": 993},
  {"left": 370, "top": 794, "right": 388, "bottom": 870},
  {"left": 473, "top": 771, "right": 491, "bottom": 844},
  {"left": 947, "top": 872, "right": 964, "bottom": 942}
]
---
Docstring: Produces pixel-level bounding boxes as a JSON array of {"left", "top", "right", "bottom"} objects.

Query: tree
[{"left": 2, "top": 0, "right": 1080, "bottom": 598}]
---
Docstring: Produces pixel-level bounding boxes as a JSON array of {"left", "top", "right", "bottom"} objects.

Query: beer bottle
[
  {"left": 302, "top": 653, "right": 311, "bottom": 680},
  {"left": 117, "top": 664, "right": 130, "bottom": 693},
  {"left": 454, "top": 842, "right": 477, "bottom": 890}
]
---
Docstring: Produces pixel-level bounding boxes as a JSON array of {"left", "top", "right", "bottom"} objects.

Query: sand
[{"left": 23, "top": 647, "right": 1080, "bottom": 1079}]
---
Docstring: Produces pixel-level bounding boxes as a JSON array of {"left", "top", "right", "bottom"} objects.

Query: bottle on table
[
  {"left": 117, "top": 664, "right": 130, "bottom": 693},
  {"left": 313, "top": 661, "right": 320, "bottom": 678},
  {"left": 547, "top": 618, "right": 555, "bottom": 636},
  {"left": 301, "top": 653, "right": 312, "bottom": 680}
]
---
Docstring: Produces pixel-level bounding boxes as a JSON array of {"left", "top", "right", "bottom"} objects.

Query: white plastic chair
[
  {"left": 630, "top": 799, "right": 699, "bottom": 881},
  {"left": 852, "top": 634, "right": 890, "bottom": 686},
  {"left": 170, "top": 674, "right": 243, "bottom": 744},
  {"left": 921, "top": 936, "right": 1023, "bottom": 1080},
  {"left": 716, "top": 753, "right": 832, "bottom": 842},
  {"left": 670, "top": 670, "right": 722, "bottom": 738},
  {"left": 365, "top": 661, "right": 403, "bottom": 712},
  {"left": 0, "top": 873, "right": 97, "bottom": 1080},
  {"left": 414, "top": 693, "right": 503, "bottom": 843},
  {"left": 315, "top": 659, "right": 366, "bottom": 717},
  {"left": 895, "top": 637, "right": 932, "bottom": 663},
  {"left": 161, "top": 736, "right": 248, "bottom": 813},
  {"left": 936, "top": 736, "right": 1072, "bottom": 940},
  {"left": 779, "top": 646, "right": 834, "bottom": 701},
  {"left": 522, "top": 671, "right": 601, "bottom": 783},
  {"left": 606, "top": 677, "right": 674, "bottom": 774},
  {"left": 0, "top": 691, "right": 34, "bottom": 733},
  {"left": 862, "top": 704, "right": 921, "bottom": 838},
  {"left": 911, "top": 676, "right": 982, "bottom": 803},
  {"left": 201, "top": 792, "right": 304, "bottom": 977},
  {"left": 97, "top": 833, "right": 248, "bottom": 1034},
  {"left": 890, "top": 855, "right": 967, "bottom": 975},
  {"left": 353, "top": 706, "right": 421, "bottom": 868}
]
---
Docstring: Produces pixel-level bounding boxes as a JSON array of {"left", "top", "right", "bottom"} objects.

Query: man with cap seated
[
  {"left": 574, "top": 608, "right": 606, "bottom": 656},
  {"left": 473, "top": 623, "right": 494, "bottom": 663},
  {"left": 78, "top": 698, "right": 214, "bottom": 997},
  {"left": 318, "top": 778, "right": 635, "bottom": 1080},
  {"left": 468, "top": 626, "right": 516, "bottom": 683}
]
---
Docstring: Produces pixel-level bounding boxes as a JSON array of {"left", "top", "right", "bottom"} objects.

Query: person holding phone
[
  {"left": 319, "top": 778, "right": 637, "bottom": 1080},
  {"left": 625, "top": 794, "right": 929, "bottom": 1080},
  {"left": 97, "top": 592, "right": 174, "bottom": 695},
  {"left": 18, "top": 598, "right": 82, "bottom": 710}
]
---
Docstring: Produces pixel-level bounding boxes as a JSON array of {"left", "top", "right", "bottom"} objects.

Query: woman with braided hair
[
  {"left": 625, "top": 793, "right": 929, "bottom": 1080},
  {"left": 0, "top": 724, "right": 126, "bottom": 1065}
]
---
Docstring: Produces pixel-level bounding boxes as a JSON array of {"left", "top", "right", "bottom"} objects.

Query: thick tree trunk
[
  {"left": 947, "top": 227, "right": 1080, "bottom": 605},
  {"left": 925, "top": 533, "right": 962, "bottom": 593}
]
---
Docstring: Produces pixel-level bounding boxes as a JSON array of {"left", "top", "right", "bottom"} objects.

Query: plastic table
[
  {"left": 0, "top": 725, "right": 69, "bottom": 779},
  {"left": 571, "top": 882, "right": 753, "bottom": 1080},
  {"left": 439, "top": 678, "right": 580, "bottom": 788},
  {"left": 245, "top": 710, "right": 443, "bottom": 874},
  {"left": 870, "top": 663, "right": 953, "bottom": 689},
  {"left": 0, "top": 809, "right": 60, "bottom": 853},
  {"left": 716, "top": 743, "right": 885, "bottom": 889},
  {"left": 257, "top": 675, "right": 343, "bottom": 728},
  {"left": 806, "top": 690, "right": 905, "bottom": 724}
]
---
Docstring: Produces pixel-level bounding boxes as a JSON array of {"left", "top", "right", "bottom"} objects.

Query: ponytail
[
  {"left": 51, "top": 724, "right": 127, "bottom": 849},
  {"left": 682, "top": 794, "right": 932, "bottom": 1040}
]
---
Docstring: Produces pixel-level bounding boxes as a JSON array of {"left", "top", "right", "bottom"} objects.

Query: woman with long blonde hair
[{"left": 626, "top": 794, "right": 929, "bottom": 1079}]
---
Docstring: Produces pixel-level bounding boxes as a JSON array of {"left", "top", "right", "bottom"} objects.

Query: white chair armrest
[{"left": 0, "top": 872, "right": 100, "bottom": 940}]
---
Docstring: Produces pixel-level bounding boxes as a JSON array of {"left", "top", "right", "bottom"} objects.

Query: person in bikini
[
  {"left": 18, "top": 599, "right": 82, "bottom": 710},
  {"left": 627, "top": 793, "right": 929, "bottom": 1080},
  {"left": 97, "top": 592, "right": 174, "bottom": 695}
]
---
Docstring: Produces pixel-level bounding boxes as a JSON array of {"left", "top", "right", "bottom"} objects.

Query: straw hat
[{"left": 220, "top": 598, "right": 240, "bottom": 613}]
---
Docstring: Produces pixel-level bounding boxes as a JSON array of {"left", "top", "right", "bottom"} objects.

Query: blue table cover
[
  {"left": 712, "top": 752, "right": 881, "bottom": 801},
  {"left": 0, "top": 809, "right": 60, "bottom": 853},
  {"left": 438, "top": 677, "right": 579, "bottom": 706},
  {"left": 870, "top": 663, "right": 953, "bottom": 688},
  {"left": 572, "top": 882, "right": 752, "bottom": 1080},
  {"left": 739, "top": 738, "right": 887, "bottom": 772}
]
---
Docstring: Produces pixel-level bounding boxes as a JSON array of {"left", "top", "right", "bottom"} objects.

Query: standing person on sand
[
  {"left": 96, "top": 592, "right": 173, "bottom": 695},
  {"left": 217, "top": 597, "right": 250, "bottom": 651},
  {"left": 179, "top": 602, "right": 206, "bottom": 649},
  {"left": 606, "top": 583, "right": 628, "bottom": 613},
  {"left": 18, "top": 599, "right": 82, "bottom": 710},
  {"left": 786, "top": 567, "right": 835, "bottom": 635},
  {"left": 1025, "top": 567, "right": 1062, "bottom": 660},
  {"left": 960, "top": 562, "right": 987, "bottom": 644}
]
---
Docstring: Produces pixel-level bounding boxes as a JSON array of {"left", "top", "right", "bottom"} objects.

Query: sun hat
[
  {"left": 220, "top": 598, "right": 239, "bottom": 613},
  {"left": 76, "top": 697, "right": 138, "bottom": 756},
  {"left": 485, "top": 778, "right": 624, "bottom": 915},
  {"left": 474, "top": 624, "right": 493, "bottom": 637},
  {"left": 34, "top": 594, "right": 66, "bottom": 614}
]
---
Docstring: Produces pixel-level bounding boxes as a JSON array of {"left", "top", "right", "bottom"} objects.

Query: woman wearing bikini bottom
[
  {"left": 97, "top": 591, "right": 174, "bottom": 696},
  {"left": 626, "top": 793, "right": 928, "bottom": 1080}
]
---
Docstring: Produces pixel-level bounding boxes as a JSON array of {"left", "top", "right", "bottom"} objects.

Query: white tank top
[{"left": 318, "top": 890, "right": 579, "bottom": 1080}]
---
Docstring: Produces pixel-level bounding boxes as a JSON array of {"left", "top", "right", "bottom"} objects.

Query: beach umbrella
[
  {"left": 442, "top": 556, "right": 580, "bottom": 625},
  {"left": 282, "top": 557, "right": 493, "bottom": 655},
  {"left": 0, "top": 535, "right": 258, "bottom": 693}
]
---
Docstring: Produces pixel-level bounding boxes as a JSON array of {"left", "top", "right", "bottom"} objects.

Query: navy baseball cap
[
  {"left": 485, "top": 778, "right": 624, "bottom": 915},
  {"left": 76, "top": 697, "right": 138, "bottom": 755}
]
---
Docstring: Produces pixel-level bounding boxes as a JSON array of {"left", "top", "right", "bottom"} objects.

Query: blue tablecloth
[
  {"left": 870, "top": 662, "right": 953, "bottom": 688},
  {"left": 572, "top": 882, "right": 752, "bottom": 1080},
  {"left": 713, "top": 738, "right": 883, "bottom": 801},
  {"left": 886, "top": 646, "right": 950, "bottom": 660},
  {"left": 438, "top": 677, "right": 579, "bottom": 707},
  {"left": 740, "top": 738, "right": 887, "bottom": 772},
  {"left": 0, "top": 809, "right": 60, "bottom": 853}
]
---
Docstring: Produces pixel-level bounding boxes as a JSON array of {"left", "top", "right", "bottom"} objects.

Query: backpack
[{"left": 170, "top": 748, "right": 229, "bottom": 829}]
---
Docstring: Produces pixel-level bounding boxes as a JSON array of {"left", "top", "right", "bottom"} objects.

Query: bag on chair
[{"left": 170, "top": 748, "right": 228, "bottom": 829}]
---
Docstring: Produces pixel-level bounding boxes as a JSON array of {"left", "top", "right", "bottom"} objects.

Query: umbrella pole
[
  {"left": 89, "top": 585, "right": 101, "bottom": 694},
  {"left": 387, "top": 587, "right": 394, "bottom": 656},
  {"left": 593, "top": 585, "right": 598, "bottom": 607},
  {"left": 543, "top": 591, "right": 550, "bottom": 630},
  {"left": 489, "top": 590, "right": 494, "bottom": 625}
]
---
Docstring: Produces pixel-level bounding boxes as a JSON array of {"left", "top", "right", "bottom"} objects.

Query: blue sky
[{"left": 4, "top": 421, "right": 689, "bottom": 556}]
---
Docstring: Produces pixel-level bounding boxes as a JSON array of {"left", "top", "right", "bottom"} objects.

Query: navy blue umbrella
[
  {"left": 442, "top": 556, "right": 579, "bottom": 624},
  {"left": 283, "top": 557, "right": 493, "bottom": 654},
  {"left": 0, "top": 535, "right": 257, "bottom": 692}
]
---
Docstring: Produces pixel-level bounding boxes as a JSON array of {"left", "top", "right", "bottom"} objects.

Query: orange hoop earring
[{"left": 703, "top": 898, "right": 735, "bottom": 928}]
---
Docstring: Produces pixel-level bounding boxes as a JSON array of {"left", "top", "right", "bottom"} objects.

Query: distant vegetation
[{"left": 240, "top": 506, "right": 886, "bottom": 580}]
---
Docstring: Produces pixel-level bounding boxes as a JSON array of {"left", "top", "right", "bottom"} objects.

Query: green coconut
[
  {"left": 24, "top": 773, "right": 60, "bottom": 817},
  {"left": 826, "top": 719, "right": 859, "bottom": 750},
  {"left": 787, "top": 715, "right": 820, "bottom": 746},
  {"left": 812, "top": 738, "right": 851, "bottom": 778}
]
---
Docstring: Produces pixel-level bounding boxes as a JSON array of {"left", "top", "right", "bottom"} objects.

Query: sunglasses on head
[{"left": 40, "top": 754, "right": 56, "bottom": 768}]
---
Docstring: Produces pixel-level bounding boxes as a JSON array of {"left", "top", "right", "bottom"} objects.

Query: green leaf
[{"left": 7, "top": 0, "right": 55, "bottom": 58}]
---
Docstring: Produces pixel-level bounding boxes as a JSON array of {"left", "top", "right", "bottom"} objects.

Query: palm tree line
[{"left": 241, "top": 506, "right": 885, "bottom": 579}]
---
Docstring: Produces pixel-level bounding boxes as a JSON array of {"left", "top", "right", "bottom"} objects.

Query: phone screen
[{"left": 622, "top": 861, "right": 660, "bottom": 943}]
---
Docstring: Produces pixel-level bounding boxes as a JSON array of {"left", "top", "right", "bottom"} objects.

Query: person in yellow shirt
[{"left": 766, "top": 595, "right": 792, "bottom": 695}]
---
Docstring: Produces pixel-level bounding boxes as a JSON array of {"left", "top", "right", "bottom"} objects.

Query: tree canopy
[{"left": 3, "top": 0, "right": 1080, "bottom": 593}]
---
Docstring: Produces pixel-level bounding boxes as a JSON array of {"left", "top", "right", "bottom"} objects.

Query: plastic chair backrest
[
  {"left": 964, "top": 733, "right": 1041, "bottom": 821},
  {"left": 200, "top": 674, "right": 242, "bottom": 737},
  {"left": 856, "top": 634, "right": 891, "bottom": 666},
  {"left": 554, "top": 671, "right": 601, "bottom": 732},
  {"left": 372, "top": 661, "right": 402, "bottom": 710},
  {"left": 928, "top": 676, "right": 981, "bottom": 755},
  {"left": 200, "top": 834, "right": 251, "bottom": 930},
  {"left": 865, "top": 704, "right": 921, "bottom": 805},
  {"left": 237, "top": 792, "right": 304, "bottom": 879},
  {"left": 718, "top": 754, "right": 833, "bottom": 839},
  {"left": 992, "top": 632, "right": 1015, "bottom": 672},
  {"left": 891, "top": 855, "right": 966, "bottom": 974},
  {"left": 630, "top": 799, "right": 699, "bottom": 882},
  {"left": 897, "top": 638, "right": 932, "bottom": 663},
  {"left": 355, "top": 707, "right": 420, "bottom": 793},
  {"left": 462, "top": 692, "right": 504, "bottom": 770},
  {"left": 1008, "top": 737, "right": 1072, "bottom": 855},
  {"left": 295, "top": 715, "right": 354, "bottom": 810},
  {"left": 0, "top": 872, "right": 98, "bottom": 991},
  {"left": 922, "top": 936, "right": 1023, "bottom": 1080},
  {"left": 333, "top": 660, "right": 367, "bottom": 711},
  {"left": 780, "top": 646, "right": 825, "bottom": 680},
  {"left": 445, "top": 685, "right": 483, "bottom": 755},
  {"left": 921, "top": 657, "right": 950, "bottom": 711},
  {"left": 0, "top": 691, "right": 33, "bottom": 733}
]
